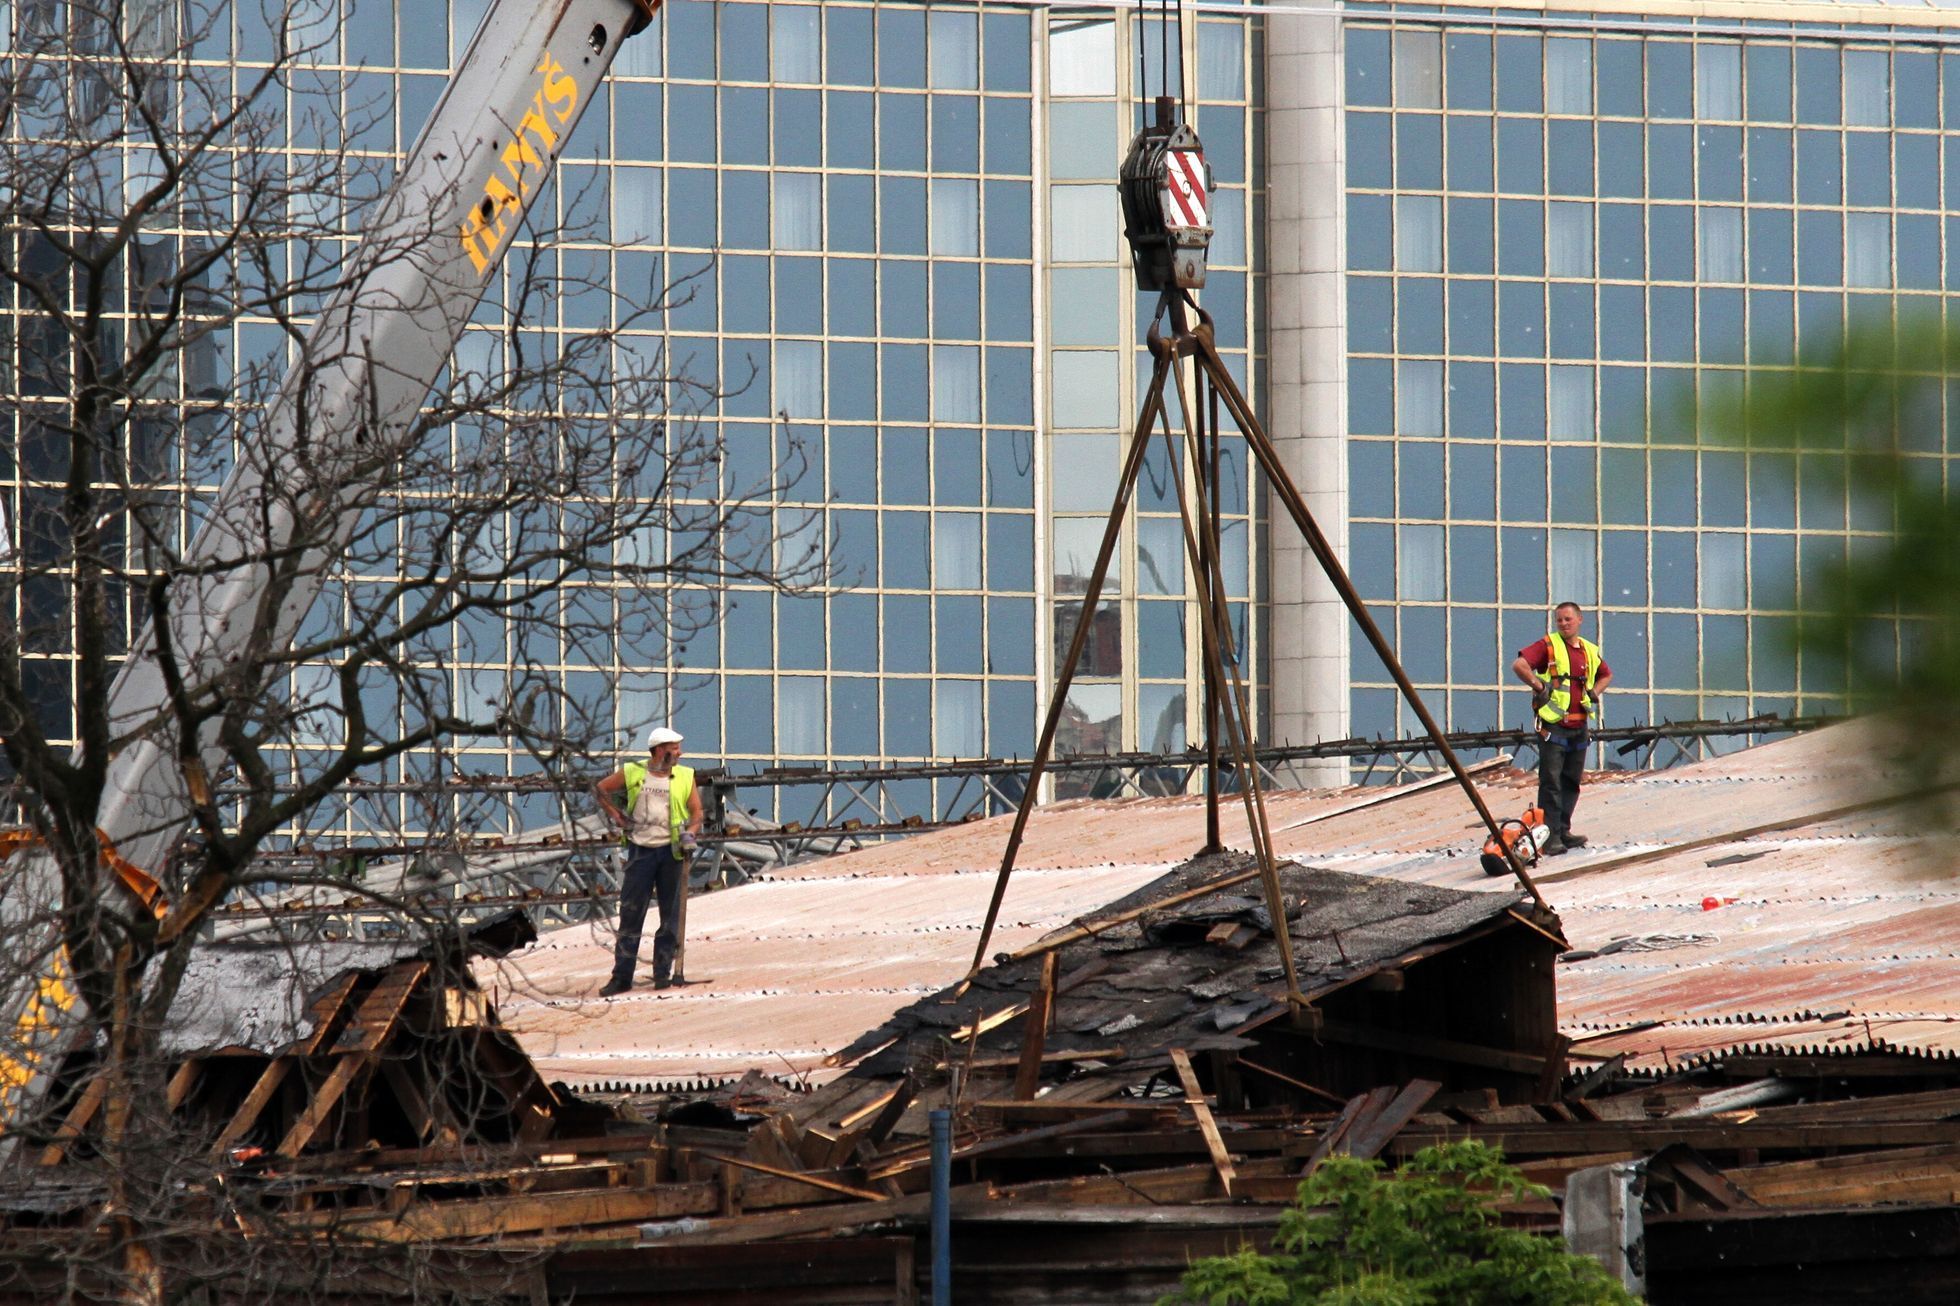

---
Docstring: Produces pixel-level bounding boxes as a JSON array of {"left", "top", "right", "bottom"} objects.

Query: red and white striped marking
[{"left": 1160, "top": 149, "right": 1209, "bottom": 230}]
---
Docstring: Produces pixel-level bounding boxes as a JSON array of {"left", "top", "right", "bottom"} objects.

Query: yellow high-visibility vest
[{"left": 1537, "top": 635, "right": 1602, "bottom": 726}]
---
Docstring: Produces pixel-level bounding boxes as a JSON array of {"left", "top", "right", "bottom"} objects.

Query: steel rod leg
[
  {"left": 1189, "top": 331, "right": 1552, "bottom": 914},
  {"left": 1195, "top": 366, "right": 1223, "bottom": 852},
  {"left": 1159, "top": 348, "right": 1308, "bottom": 1002},
  {"left": 965, "top": 354, "right": 1175, "bottom": 978}
]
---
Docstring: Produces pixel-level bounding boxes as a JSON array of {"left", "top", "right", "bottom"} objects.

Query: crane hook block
[{"left": 1120, "top": 96, "right": 1214, "bottom": 292}]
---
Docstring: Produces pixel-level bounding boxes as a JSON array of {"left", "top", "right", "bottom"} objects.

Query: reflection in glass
[
  {"left": 935, "top": 678, "right": 983, "bottom": 756},
  {"left": 934, "top": 512, "right": 982, "bottom": 588},
  {"left": 1395, "top": 30, "right": 1442, "bottom": 108},
  {"left": 772, "top": 173, "right": 820, "bottom": 251},
  {"left": 1050, "top": 102, "right": 1117, "bottom": 179},
  {"left": 1549, "top": 366, "right": 1595, "bottom": 442},
  {"left": 772, "top": 6, "right": 820, "bottom": 83},
  {"left": 1698, "top": 207, "right": 1743, "bottom": 282},
  {"left": 1050, "top": 18, "right": 1115, "bottom": 97},
  {"left": 1056, "top": 602, "right": 1124, "bottom": 679},
  {"left": 1198, "top": 22, "right": 1245, "bottom": 101},
  {"left": 1050, "top": 267, "right": 1122, "bottom": 345},
  {"left": 1398, "top": 524, "right": 1444, "bottom": 600},
  {"left": 1696, "top": 43, "right": 1741, "bottom": 119},
  {"left": 1050, "top": 353, "right": 1119, "bottom": 430},
  {"left": 1397, "top": 361, "right": 1444, "bottom": 437},
  {"left": 1847, "top": 212, "right": 1891, "bottom": 288},
  {"left": 1053, "top": 516, "right": 1121, "bottom": 592},
  {"left": 1139, "top": 683, "right": 1186, "bottom": 751},
  {"left": 1546, "top": 37, "right": 1591, "bottom": 114},
  {"left": 1844, "top": 48, "right": 1889, "bottom": 127},
  {"left": 1395, "top": 196, "right": 1443, "bottom": 272},
  {"left": 1050, "top": 185, "right": 1118, "bottom": 262},
  {"left": 930, "top": 178, "right": 980, "bottom": 256},
  {"left": 1547, "top": 202, "right": 1592, "bottom": 276},
  {"left": 933, "top": 345, "right": 980, "bottom": 422},
  {"left": 1137, "top": 517, "right": 1185, "bottom": 595},
  {"left": 779, "top": 676, "right": 824, "bottom": 754},
  {"left": 1057, "top": 682, "right": 1122, "bottom": 769},
  {"left": 929, "top": 10, "right": 979, "bottom": 90}
]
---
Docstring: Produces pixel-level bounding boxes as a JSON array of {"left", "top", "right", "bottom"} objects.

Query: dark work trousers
[
  {"left": 1536, "top": 725, "right": 1590, "bottom": 837},
  {"left": 611, "top": 842, "right": 685, "bottom": 986}
]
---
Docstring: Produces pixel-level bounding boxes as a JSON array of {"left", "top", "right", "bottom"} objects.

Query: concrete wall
[{"left": 1264, "top": 7, "right": 1350, "bottom": 785}]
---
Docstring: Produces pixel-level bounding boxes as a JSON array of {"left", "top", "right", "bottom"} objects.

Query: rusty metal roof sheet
[{"left": 492, "top": 717, "right": 1958, "bottom": 1085}]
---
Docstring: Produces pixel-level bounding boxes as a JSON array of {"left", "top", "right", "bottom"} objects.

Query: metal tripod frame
[{"left": 966, "top": 289, "right": 1555, "bottom": 1009}]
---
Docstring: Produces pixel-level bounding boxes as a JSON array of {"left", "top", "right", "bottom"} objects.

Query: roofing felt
[{"left": 490, "top": 717, "right": 1960, "bottom": 1085}]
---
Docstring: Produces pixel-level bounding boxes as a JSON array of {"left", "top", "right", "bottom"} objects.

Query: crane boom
[{"left": 0, "top": 0, "right": 660, "bottom": 1142}]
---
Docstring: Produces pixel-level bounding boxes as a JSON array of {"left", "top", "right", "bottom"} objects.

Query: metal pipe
[{"left": 929, "top": 1107, "right": 952, "bottom": 1306}]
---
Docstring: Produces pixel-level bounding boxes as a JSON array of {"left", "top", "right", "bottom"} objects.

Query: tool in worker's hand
[{"left": 1481, "top": 807, "right": 1548, "bottom": 878}]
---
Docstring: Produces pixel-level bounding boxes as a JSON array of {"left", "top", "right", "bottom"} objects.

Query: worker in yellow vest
[
  {"left": 594, "top": 726, "right": 703, "bottom": 996},
  {"left": 1510, "top": 602, "right": 1612, "bottom": 856}
]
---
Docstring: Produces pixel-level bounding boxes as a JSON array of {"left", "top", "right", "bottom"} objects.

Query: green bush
[{"left": 1163, "top": 1140, "right": 1641, "bottom": 1306}]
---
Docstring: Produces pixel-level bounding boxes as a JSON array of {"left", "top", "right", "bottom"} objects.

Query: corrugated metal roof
[{"left": 491, "top": 718, "right": 1959, "bottom": 1084}]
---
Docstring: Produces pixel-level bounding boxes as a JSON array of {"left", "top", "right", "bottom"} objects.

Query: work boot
[
  {"left": 598, "top": 978, "right": 631, "bottom": 998},
  {"left": 1563, "top": 832, "right": 1589, "bottom": 847},
  {"left": 1541, "top": 832, "right": 1568, "bottom": 856},
  {"left": 653, "top": 973, "right": 674, "bottom": 990}
]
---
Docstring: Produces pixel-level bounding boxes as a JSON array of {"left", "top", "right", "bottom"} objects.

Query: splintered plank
[
  {"left": 1301, "top": 1089, "right": 1392, "bottom": 1176},
  {"left": 313, "top": 1181, "right": 723, "bottom": 1242},
  {"left": 210, "top": 971, "right": 364, "bottom": 1158},
  {"left": 276, "top": 963, "right": 430, "bottom": 1158},
  {"left": 1014, "top": 955, "right": 1060, "bottom": 1101},
  {"left": 1340, "top": 1080, "right": 1442, "bottom": 1161},
  {"left": 1170, "top": 1048, "right": 1236, "bottom": 1197}
]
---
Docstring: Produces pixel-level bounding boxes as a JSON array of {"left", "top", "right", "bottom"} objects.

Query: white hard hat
[{"left": 647, "top": 726, "right": 684, "bottom": 749}]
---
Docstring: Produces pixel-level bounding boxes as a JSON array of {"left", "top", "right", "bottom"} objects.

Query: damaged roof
[{"left": 492, "top": 716, "right": 1958, "bottom": 1086}]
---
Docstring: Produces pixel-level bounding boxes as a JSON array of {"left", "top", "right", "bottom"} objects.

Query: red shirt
[{"left": 1519, "top": 637, "right": 1611, "bottom": 729}]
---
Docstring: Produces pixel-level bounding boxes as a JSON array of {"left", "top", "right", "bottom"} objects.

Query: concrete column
[{"left": 1264, "top": 6, "right": 1349, "bottom": 787}]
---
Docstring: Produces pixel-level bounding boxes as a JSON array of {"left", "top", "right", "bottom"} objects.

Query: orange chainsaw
[{"left": 1480, "top": 806, "right": 1548, "bottom": 878}]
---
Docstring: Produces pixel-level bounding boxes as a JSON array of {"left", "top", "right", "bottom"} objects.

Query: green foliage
[
  {"left": 1162, "top": 1141, "right": 1640, "bottom": 1306},
  {"left": 1702, "top": 315, "right": 1960, "bottom": 719}
]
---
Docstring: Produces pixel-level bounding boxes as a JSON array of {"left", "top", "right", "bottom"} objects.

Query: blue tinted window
[
  {"left": 1452, "top": 363, "right": 1496, "bottom": 437},
  {"left": 1796, "top": 129, "right": 1841, "bottom": 203},
  {"left": 1400, "top": 441, "right": 1446, "bottom": 518},
  {"left": 1698, "top": 126, "right": 1743, "bottom": 200},
  {"left": 774, "top": 89, "right": 822, "bottom": 166},
  {"left": 1649, "top": 206, "right": 1694, "bottom": 281},
  {"left": 985, "top": 98, "right": 1032, "bottom": 175},
  {"left": 1798, "top": 211, "right": 1842, "bottom": 285},
  {"left": 1899, "top": 214, "right": 1940, "bottom": 289},
  {"left": 827, "top": 91, "right": 875, "bottom": 169},
  {"left": 723, "top": 171, "right": 769, "bottom": 248},
  {"left": 1448, "top": 198, "right": 1493, "bottom": 273},
  {"left": 1547, "top": 121, "right": 1594, "bottom": 197},
  {"left": 1501, "top": 364, "right": 1546, "bottom": 439},
  {"left": 1447, "top": 116, "right": 1494, "bottom": 191},
  {"left": 722, "top": 255, "right": 769, "bottom": 333},
  {"left": 1597, "top": 40, "right": 1643, "bottom": 116},
  {"left": 984, "top": 180, "right": 1033, "bottom": 259},
  {"left": 1497, "top": 118, "right": 1543, "bottom": 193},
  {"left": 1896, "top": 50, "right": 1938, "bottom": 129},
  {"left": 1500, "top": 282, "right": 1545, "bottom": 356},
  {"left": 1598, "top": 204, "right": 1645, "bottom": 278},
  {"left": 1449, "top": 440, "right": 1497, "bottom": 519},
  {"left": 1749, "top": 290, "right": 1795, "bottom": 364},
  {"left": 933, "top": 263, "right": 982, "bottom": 339},
  {"left": 932, "top": 95, "right": 980, "bottom": 172},
  {"left": 881, "top": 177, "right": 927, "bottom": 254},
  {"left": 1351, "top": 196, "right": 1393, "bottom": 270},
  {"left": 1499, "top": 199, "right": 1544, "bottom": 275},
  {"left": 1451, "top": 525, "right": 1497, "bottom": 600},
  {"left": 1600, "top": 285, "right": 1644, "bottom": 360},
  {"left": 1650, "top": 287, "right": 1695, "bottom": 361},
  {"left": 1701, "top": 289, "right": 1746, "bottom": 364},
  {"left": 984, "top": 11, "right": 1031, "bottom": 91},
  {"left": 1497, "top": 443, "right": 1544, "bottom": 525},
  {"left": 1398, "top": 114, "right": 1444, "bottom": 189},
  {"left": 829, "top": 341, "right": 877, "bottom": 418},
  {"left": 1348, "top": 114, "right": 1393, "bottom": 188},
  {"left": 1649, "top": 124, "right": 1694, "bottom": 198},
  {"left": 1593, "top": 123, "right": 1641, "bottom": 202},
  {"left": 881, "top": 259, "right": 928, "bottom": 337},
  {"left": 1549, "top": 285, "right": 1595, "bottom": 358},
  {"left": 1349, "top": 27, "right": 1392, "bottom": 107},
  {"left": 1748, "top": 210, "right": 1793, "bottom": 284},
  {"left": 1747, "top": 44, "right": 1792, "bottom": 122},
  {"left": 1897, "top": 135, "right": 1938, "bottom": 209},
  {"left": 1501, "top": 528, "right": 1548, "bottom": 603},
  {"left": 1497, "top": 34, "right": 1543, "bottom": 112},
  {"left": 1846, "top": 132, "right": 1891, "bottom": 206},
  {"left": 1350, "top": 279, "right": 1392, "bottom": 352},
  {"left": 1648, "top": 42, "right": 1693, "bottom": 119},
  {"left": 880, "top": 7, "right": 927, "bottom": 88},
  {"left": 1350, "top": 359, "right": 1393, "bottom": 435},
  {"left": 1795, "top": 47, "right": 1843, "bottom": 127},
  {"left": 1397, "top": 278, "right": 1444, "bottom": 354},
  {"left": 1651, "top": 450, "right": 1697, "bottom": 526},
  {"left": 1448, "top": 280, "right": 1495, "bottom": 355},
  {"left": 880, "top": 93, "right": 927, "bottom": 170},
  {"left": 670, "top": 168, "right": 717, "bottom": 247},
  {"left": 720, "top": 2, "right": 768, "bottom": 81},
  {"left": 1447, "top": 33, "right": 1493, "bottom": 110},
  {"left": 828, "top": 258, "right": 876, "bottom": 336},
  {"left": 1747, "top": 127, "right": 1792, "bottom": 201}
]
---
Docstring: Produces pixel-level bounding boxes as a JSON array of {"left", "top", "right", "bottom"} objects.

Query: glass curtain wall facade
[
  {"left": 1338, "top": 3, "right": 1958, "bottom": 752},
  {"left": 0, "top": 0, "right": 1262, "bottom": 826}
]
